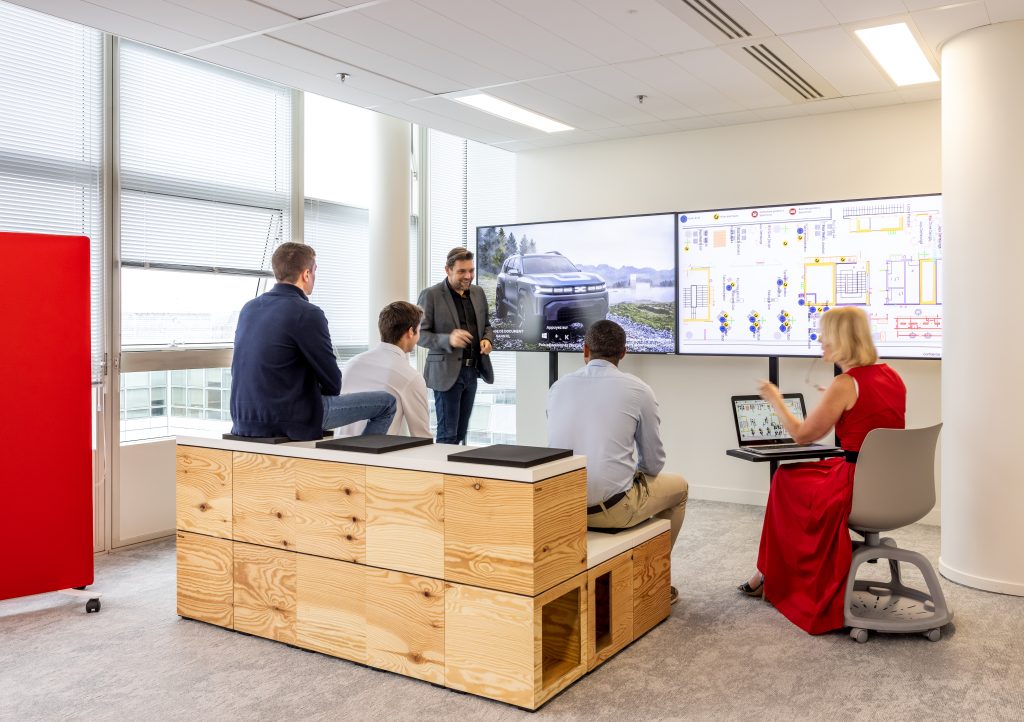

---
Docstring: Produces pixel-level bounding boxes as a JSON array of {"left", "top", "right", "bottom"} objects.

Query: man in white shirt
[
  {"left": 547, "top": 320, "right": 688, "bottom": 601},
  {"left": 337, "top": 301, "right": 431, "bottom": 438}
]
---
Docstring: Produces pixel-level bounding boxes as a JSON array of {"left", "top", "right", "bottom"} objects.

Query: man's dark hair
[
  {"left": 378, "top": 301, "right": 423, "bottom": 345},
  {"left": 445, "top": 246, "right": 474, "bottom": 269},
  {"left": 272, "top": 242, "right": 316, "bottom": 283},
  {"left": 585, "top": 320, "right": 627, "bottom": 361}
]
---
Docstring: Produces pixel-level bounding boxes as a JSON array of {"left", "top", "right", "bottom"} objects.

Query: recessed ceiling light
[
  {"left": 855, "top": 23, "right": 939, "bottom": 86},
  {"left": 452, "top": 94, "right": 573, "bottom": 133}
]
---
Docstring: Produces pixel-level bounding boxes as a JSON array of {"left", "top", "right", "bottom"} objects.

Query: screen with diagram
[
  {"left": 676, "top": 194, "right": 942, "bottom": 358},
  {"left": 734, "top": 396, "right": 805, "bottom": 442}
]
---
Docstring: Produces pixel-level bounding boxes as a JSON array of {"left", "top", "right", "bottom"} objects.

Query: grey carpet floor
[{"left": 2, "top": 499, "right": 1023, "bottom": 721}]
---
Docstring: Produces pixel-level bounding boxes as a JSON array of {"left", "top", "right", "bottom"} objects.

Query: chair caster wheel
[
  {"left": 925, "top": 628, "right": 940, "bottom": 642},
  {"left": 86, "top": 598, "right": 101, "bottom": 613},
  {"left": 850, "top": 628, "right": 869, "bottom": 643}
]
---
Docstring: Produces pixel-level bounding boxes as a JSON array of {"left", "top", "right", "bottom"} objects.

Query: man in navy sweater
[{"left": 230, "top": 242, "right": 396, "bottom": 441}]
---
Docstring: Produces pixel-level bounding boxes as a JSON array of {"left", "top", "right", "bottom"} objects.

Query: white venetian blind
[
  {"left": 304, "top": 199, "right": 369, "bottom": 352},
  {"left": 118, "top": 41, "right": 292, "bottom": 277},
  {"left": 426, "top": 129, "right": 467, "bottom": 284},
  {"left": 0, "top": 2, "right": 103, "bottom": 382}
]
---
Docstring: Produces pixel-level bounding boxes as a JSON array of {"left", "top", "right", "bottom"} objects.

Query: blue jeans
[
  {"left": 322, "top": 392, "right": 396, "bottom": 435},
  {"left": 434, "top": 365, "right": 478, "bottom": 444}
]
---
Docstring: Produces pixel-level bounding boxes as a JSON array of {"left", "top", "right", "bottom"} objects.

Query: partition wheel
[
  {"left": 925, "top": 628, "right": 941, "bottom": 642},
  {"left": 86, "top": 598, "right": 101, "bottom": 614},
  {"left": 850, "top": 628, "right": 869, "bottom": 643}
]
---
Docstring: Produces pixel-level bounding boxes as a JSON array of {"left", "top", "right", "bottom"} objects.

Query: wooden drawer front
[
  {"left": 296, "top": 554, "right": 366, "bottom": 664},
  {"left": 233, "top": 542, "right": 296, "bottom": 644},
  {"left": 366, "top": 569, "right": 444, "bottom": 684},
  {"left": 533, "top": 470, "right": 588, "bottom": 595},
  {"left": 176, "top": 446, "right": 232, "bottom": 539},
  {"left": 632, "top": 532, "right": 671, "bottom": 639},
  {"left": 176, "top": 531, "right": 233, "bottom": 627},
  {"left": 586, "top": 551, "right": 633, "bottom": 671},
  {"left": 365, "top": 467, "right": 444, "bottom": 579},
  {"left": 233, "top": 453, "right": 365, "bottom": 563}
]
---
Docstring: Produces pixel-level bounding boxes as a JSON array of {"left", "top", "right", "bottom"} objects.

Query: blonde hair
[{"left": 819, "top": 306, "right": 877, "bottom": 368}]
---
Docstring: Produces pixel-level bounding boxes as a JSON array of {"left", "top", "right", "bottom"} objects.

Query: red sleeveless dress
[{"left": 757, "top": 364, "right": 906, "bottom": 634}]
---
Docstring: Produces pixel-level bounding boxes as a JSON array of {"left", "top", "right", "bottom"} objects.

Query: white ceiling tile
[
  {"left": 307, "top": 11, "right": 498, "bottom": 89},
  {"left": 268, "top": 23, "right": 461, "bottom": 94},
  {"left": 899, "top": 84, "right": 941, "bottom": 103},
  {"left": 571, "top": 64, "right": 700, "bottom": 122},
  {"left": 738, "top": 0, "right": 839, "bottom": 34},
  {"left": 986, "top": 0, "right": 1024, "bottom": 23},
  {"left": 254, "top": 0, "right": 345, "bottom": 19},
  {"left": 754, "top": 104, "right": 811, "bottom": 121},
  {"left": 85, "top": 0, "right": 253, "bottom": 43},
  {"left": 496, "top": 140, "right": 541, "bottom": 152},
  {"left": 912, "top": 2, "right": 991, "bottom": 54},
  {"left": 782, "top": 27, "right": 892, "bottom": 95},
  {"left": 165, "top": 0, "right": 295, "bottom": 33},
  {"left": 220, "top": 34, "right": 427, "bottom": 101},
  {"left": 706, "top": 109, "right": 765, "bottom": 127},
  {"left": 587, "top": 126, "right": 642, "bottom": 141},
  {"left": 483, "top": 84, "right": 617, "bottom": 131},
  {"left": 797, "top": 96, "right": 854, "bottom": 115},
  {"left": 418, "top": 0, "right": 604, "bottom": 72},
  {"left": 664, "top": 116, "right": 721, "bottom": 132},
  {"left": 410, "top": 95, "right": 552, "bottom": 140},
  {"left": 189, "top": 44, "right": 396, "bottom": 106},
  {"left": 526, "top": 74, "right": 656, "bottom": 126},
  {"left": 7, "top": 0, "right": 208, "bottom": 50},
  {"left": 374, "top": 101, "right": 513, "bottom": 144},
  {"left": 619, "top": 56, "right": 743, "bottom": 115},
  {"left": 360, "top": 0, "right": 549, "bottom": 82},
  {"left": 903, "top": 0, "right": 957, "bottom": 10},
  {"left": 491, "top": 0, "right": 654, "bottom": 64},
  {"left": 673, "top": 47, "right": 791, "bottom": 109},
  {"left": 845, "top": 90, "right": 909, "bottom": 109},
  {"left": 817, "top": 0, "right": 906, "bottom": 24},
  {"left": 586, "top": 0, "right": 715, "bottom": 55}
]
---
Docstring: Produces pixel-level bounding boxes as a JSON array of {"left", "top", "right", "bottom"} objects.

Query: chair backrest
[{"left": 848, "top": 423, "right": 942, "bottom": 532}]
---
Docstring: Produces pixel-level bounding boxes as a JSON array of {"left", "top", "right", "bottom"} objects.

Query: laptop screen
[{"left": 732, "top": 394, "right": 806, "bottom": 446}]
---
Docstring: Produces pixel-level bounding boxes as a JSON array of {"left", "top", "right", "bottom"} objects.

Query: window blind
[
  {"left": 426, "top": 129, "right": 467, "bottom": 284},
  {"left": 304, "top": 199, "right": 369, "bottom": 350},
  {"left": 118, "top": 41, "right": 292, "bottom": 277},
  {"left": 0, "top": 2, "right": 104, "bottom": 383}
]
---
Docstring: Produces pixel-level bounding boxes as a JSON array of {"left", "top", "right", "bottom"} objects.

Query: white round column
[
  {"left": 940, "top": 20, "right": 1024, "bottom": 595},
  {"left": 368, "top": 112, "right": 412, "bottom": 341}
]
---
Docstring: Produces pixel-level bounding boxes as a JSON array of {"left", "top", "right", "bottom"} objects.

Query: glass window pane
[{"left": 121, "top": 366, "right": 233, "bottom": 442}]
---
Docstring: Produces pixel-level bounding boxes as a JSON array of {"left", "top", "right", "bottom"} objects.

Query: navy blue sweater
[{"left": 229, "top": 283, "right": 341, "bottom": 441}]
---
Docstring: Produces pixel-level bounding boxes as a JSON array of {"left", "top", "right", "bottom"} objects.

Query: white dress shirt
[
  {"left": 546, "top": 359, "right": 666, "bottom": 506},
  {"left": 337, "top": 343, "right": 431, "bottom": 438}
]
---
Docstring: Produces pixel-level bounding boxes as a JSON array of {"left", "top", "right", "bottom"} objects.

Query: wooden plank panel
[
  {"left": 632, "top": 531, "right": 671, "bottom": 639},
  {"left": 293, "top": 459, "right": 365, "bottom": 563},
  {"left": 232, "top": 452, "right": 296, "bottom": 551},
  {"left": 444, "top": 475, "right": 535, "bottom": 595},
  {"left": 233, "top": 542, "right": 296, "bottom": 644},
  {"left": 365, "top": 467, "right": 444, "bottom": 579},
  {"left": 533, "top": 469, "right": 588, "bottom": 594},
  {"left": 296, "top": 554, "right": 366, "bottom": 663},
  {"left": 444, "top": 582, "right": 535, "bottom": 709},
  {"left": 534, "top": 573, "right": 587, "bottom": 709},
  {"left": 176, "top": 446, "right": 232, "bottom": 538},
  {"left": 366, "top": 569, "right": 444, "bottom": 684},
  {"left": 176, "top": 531, "right": 233, "bottom": 627},
  {"left": 587, "top": 551, "right": 633, "bottom": 671}
]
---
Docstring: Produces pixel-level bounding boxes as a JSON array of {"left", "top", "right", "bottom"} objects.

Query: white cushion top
[{"left": 586, "top": 518, "right": 671, "bottom": 569}]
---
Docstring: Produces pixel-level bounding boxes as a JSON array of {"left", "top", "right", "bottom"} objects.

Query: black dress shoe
[{"left": 738, "top": 577, "right": 764, "bottom": 598}]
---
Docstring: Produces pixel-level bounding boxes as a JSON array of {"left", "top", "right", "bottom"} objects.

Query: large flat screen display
[
  {"left": 676, "top": 194, "right": 942, "bottom": 359},
  {"left": 475, "top": 214, "right": 677, "bottom": 353}
]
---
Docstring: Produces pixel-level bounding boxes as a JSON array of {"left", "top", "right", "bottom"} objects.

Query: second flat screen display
[{"left": 476, "top": 214, "right": 677, "bottom": 354}]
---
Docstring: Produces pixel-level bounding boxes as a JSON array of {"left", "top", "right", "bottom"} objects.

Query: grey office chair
[{"left": 844, "top": 423, "right": 952, "bottom": 643}]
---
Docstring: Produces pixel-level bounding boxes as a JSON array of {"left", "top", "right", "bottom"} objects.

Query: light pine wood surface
[
  {"left": 176, "top": 531, "right": 233, "bottom": 627},
  {"left": 366, "top": 568, "right": 445, "bottom": 684},
  {"left": 631, "top": 532, "right": 672, "bottom": 639},
  {"left": 587, "top": 550, "right": 634, "bottom": 671},
  {"left": 232, "top": 541, "right": 297, "bottom": 645},
  {"left": 365, "top": 467, "right": 445, "bottom": 579},
  {"left": 176, "top": 446, "right": 232, "bottom": 539},
  {"left": 296, "top": 554, "right": 367, "bottom": 664}
]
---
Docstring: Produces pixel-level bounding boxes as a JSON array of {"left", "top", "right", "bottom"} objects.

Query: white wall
[{"left": 516, "top": 101, "right": 943, "bottom": 519}]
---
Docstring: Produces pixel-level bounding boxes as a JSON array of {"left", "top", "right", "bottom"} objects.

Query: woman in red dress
[{"left": 740, "top": 307, "right": 906, "bottom": 634}]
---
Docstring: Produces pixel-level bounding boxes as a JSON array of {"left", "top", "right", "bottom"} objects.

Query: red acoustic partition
[{"left": 0, "top": 232, "right": 93, "bottom": 600}]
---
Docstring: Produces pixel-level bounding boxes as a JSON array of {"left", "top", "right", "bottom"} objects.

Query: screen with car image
[{"left": 475, "top": 214, "right": 677, "bottom": 353}]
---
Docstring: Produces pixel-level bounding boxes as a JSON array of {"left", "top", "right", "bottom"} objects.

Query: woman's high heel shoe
[{"left": 738, "top": 576, "right": 764, "bottom": 598}]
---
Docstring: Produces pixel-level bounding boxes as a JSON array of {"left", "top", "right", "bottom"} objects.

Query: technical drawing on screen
[{"left": 676, "top": 194, "right": 942, "bottom": 359}]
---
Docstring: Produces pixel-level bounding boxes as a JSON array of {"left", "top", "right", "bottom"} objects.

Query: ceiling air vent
[
  {"left": 742, "top": 43, "right": 824, "bottom": 100},
  {"left": 680, "top": 0, "right": 751, "bottom": 40}
]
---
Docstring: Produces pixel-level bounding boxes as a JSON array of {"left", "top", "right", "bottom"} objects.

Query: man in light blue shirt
[{"left": 547, "top": 320, "right": 688, "bottom": 600}]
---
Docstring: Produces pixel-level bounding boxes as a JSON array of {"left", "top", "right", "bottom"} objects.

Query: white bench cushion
[{"left": 586, "top": 517, "right": 671, "bottom": 569}]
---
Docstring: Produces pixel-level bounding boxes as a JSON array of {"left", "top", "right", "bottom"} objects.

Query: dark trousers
[{"left": 434, "top": 364, "right": 478, "bottom": 444}]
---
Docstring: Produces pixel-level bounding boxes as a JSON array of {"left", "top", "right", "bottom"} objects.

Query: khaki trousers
[{"left": 587, "top": 472, "right": 688, "bottom": 549}]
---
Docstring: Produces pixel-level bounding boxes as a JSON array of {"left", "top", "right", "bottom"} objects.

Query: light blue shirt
[{"left": 546, "top": 359, "right": 666, "bottom": 506}]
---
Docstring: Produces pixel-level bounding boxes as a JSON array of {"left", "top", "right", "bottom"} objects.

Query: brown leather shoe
[{"left": 669, "top": 585, "right": 679, "bottom": 605}]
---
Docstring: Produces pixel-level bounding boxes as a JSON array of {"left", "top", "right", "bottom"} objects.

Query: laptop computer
[{"left": 731, "top": 393, "right": 840, "bottom": 455}]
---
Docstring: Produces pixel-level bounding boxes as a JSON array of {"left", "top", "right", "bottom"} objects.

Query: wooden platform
[{"left": 176, "top": 438, "right": 672, "bottom": 710}]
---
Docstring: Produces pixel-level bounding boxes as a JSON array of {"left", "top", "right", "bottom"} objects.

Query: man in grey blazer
[{"left": 417, "top": 247, "right": 495, "bottom": 444}]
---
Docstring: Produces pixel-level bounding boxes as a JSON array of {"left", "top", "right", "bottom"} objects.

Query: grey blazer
[{"left": 417, "top": 280, "right": 495, "bottom": 391}]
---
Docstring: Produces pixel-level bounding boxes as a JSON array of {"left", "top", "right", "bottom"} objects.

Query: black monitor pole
[
  {"left": 768, "top": 355, "right": 780, "bottom": 478},
  {"left": 549, "top": 350, "right": 558, "bottom": 388}
]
